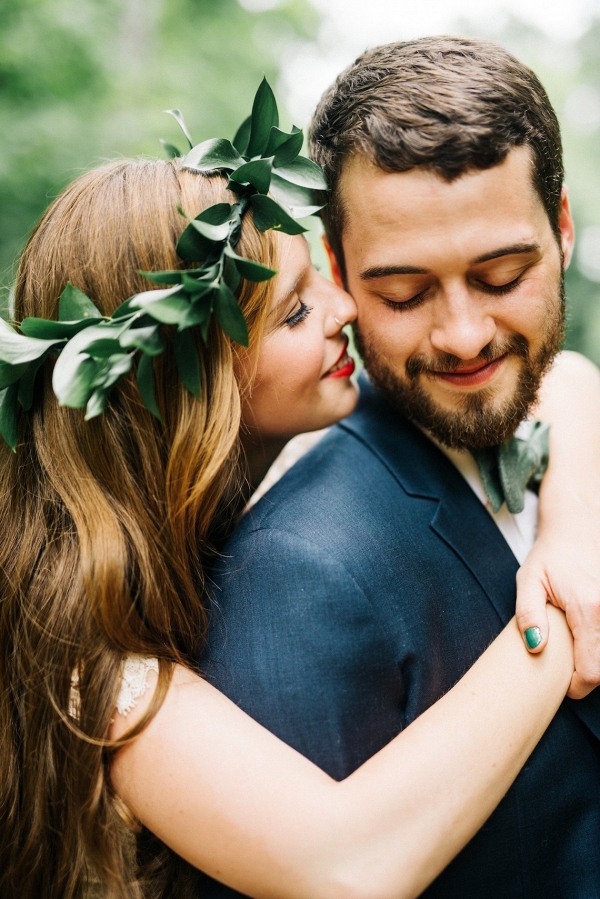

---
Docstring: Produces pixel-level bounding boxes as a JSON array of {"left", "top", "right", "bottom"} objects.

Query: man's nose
[{"left": 429, "top": 288, "right": 496, "bottom": 359}]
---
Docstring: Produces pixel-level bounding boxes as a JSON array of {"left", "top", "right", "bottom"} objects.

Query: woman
[{"left": 0, "top": 155, "right": 595, "bottom": 899}]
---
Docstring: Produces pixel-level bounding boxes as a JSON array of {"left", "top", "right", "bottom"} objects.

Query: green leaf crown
[{"left": 0, "top": 78, "right": 328, "bottom": 450}]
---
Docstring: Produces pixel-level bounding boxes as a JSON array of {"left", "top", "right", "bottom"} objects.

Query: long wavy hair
[{"left": 0, "top": 159, "right": 278, "bottom": 898}]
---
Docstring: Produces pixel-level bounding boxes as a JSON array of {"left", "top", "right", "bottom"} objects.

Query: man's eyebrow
[
  {"left": 359, "top": 265, "right": 429, "bottom": 281},
  {"left": 471, "top": 243, "right": 541, "bottom": 264}
]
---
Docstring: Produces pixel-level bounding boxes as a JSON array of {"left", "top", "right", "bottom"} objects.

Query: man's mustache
[{"left": 405, "top": 335, "right": 530, "bottom": 380}]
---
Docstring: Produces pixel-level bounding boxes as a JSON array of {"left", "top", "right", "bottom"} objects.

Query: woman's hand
[{"left": 516, "top": 350, "right": 600, "bottom": 698}]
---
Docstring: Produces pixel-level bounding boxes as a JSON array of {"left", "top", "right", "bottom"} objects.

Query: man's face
[{"left": 332, "top": 146, "right": 574, "bottom": 450}]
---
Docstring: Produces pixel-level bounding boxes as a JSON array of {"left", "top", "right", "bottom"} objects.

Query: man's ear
[
  {"left": 559, "top": 186, "right": 575, "bottom": 269},
  {"left": 322, "top": 236, "right": 344, "bottom": 289}
]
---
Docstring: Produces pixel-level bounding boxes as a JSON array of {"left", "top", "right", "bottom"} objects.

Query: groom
[{"left": 200, "top": 38, "right": 600, "bottom": 896}]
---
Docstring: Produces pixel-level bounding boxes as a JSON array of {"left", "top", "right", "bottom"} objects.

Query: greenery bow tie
[{"left": 471, "top": 421, "right": 550, "bottom": 514}]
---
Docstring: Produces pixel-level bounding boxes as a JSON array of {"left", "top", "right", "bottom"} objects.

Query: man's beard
[{"left": 355, "top": 280, "right": 566, "bottom": 452}]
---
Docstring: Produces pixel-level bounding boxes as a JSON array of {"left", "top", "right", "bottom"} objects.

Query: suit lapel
[{"left": 342, "top": 376, "right": 519, "bottom": 624}]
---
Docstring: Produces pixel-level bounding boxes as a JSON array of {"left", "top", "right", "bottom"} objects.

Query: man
[{"left": 199, "top": 38, "right": 600, "bottom": 896}]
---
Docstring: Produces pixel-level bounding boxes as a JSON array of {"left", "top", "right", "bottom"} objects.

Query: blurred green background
[{"left": 1, "top": 0, "right": 599, "bottom": 363}]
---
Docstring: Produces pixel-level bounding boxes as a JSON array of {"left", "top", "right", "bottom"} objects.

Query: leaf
[
  {"left": 164, "top": 108, "right": 194, "bottom": 149},
  {"left": 223, "top": 255, "right": 241, "bottom": 294},
  {"left": 120, "top": 325, "right": 164, "bottom": 356},
  {"left": 130, "top": 285, "right": 186, "bottom": 316},
  {"left": 58, "top": 282, "right": 102, "bottom": 322},
  {"left": 138, "top": 297, "right": 191, "bottom": 325},
  {"left": 54, "top": 354, "right": 98, "bottom": 408},
  {"left": 263, "top": 125, "right": 301, "bottom": 160},
  {"left": 112, "top": 297, "right": 139, "bottom": 320},
  {"left": 269, "top": 174, "right": 325, "bottom": 217},
  {"left": 177, "top": 298, "right": 213, "bottom": 336},
  {"left": 173, "top": 328, "right": 201, "bottom": 398},
  {"left": 246, "top": 77, "right": 279, "bottom": 158},
  {"left": 250, "top": 195, "right": 308, "bottom": 235},
  {"left": 176, "top": 224, "right": 212, "bottom": 262},
  {"left": 20, "top": 317, "right": 98, "bottom": 339},
  {"left": 233, "top": 115, "right": 252, "bottom": 155},
  {"left": 90, "top": 353, "right": 133, "bottom": 391},
  {"left": 272, "top": 156, "right": 328, "bottom": 191},
  {"left": 0, "top": 318, "right": 63, "bottom": 365},
  {"left": 136, "top": 353, "right": 162, "bottom": 422},
  {"left": 189, "top": 218, "right": 230, "bottom": 242},
  {"left": 18, "top": 355, "right": 47, "bottom": 411},
  {"left": 85, "top": 338, "right": 123, "bottom": 359},
  {"left": 140, "top": 270, "right": 184, "bottom": 286},
  {"left": 182, "top": 138, "right": 245, "bottom": 172},
  {"left": 160, "top": 139, "right": 182, "bottom": 159},
  {"left": 195, "top": 203, "right": 235, "bottom": 226},
  {"left": 214, "top": 283, "right": 249, "bottom": 347},
  {"left": 0, "top": 360, "right": 29, "bottom": 390},
  {"left": 181, "top": 273, "right": 214, "bottom": 299},
  {"left": 0, "top": 383, "right": 19, "bottom": 451},
  {"left": 224, "top": 245, "right": 276, "bottom": 283},
  {"left": 52, "top": 324, "right": 115, "bottom": 406},
  {"left": 228, "top": 159, "right": 272, "bottom": 194},
  {"left": 84, "top": 388, "right": 109, "bottom": 420}
]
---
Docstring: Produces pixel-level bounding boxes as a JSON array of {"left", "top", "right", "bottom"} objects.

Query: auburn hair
[
  {"left": 309, "top": 36, "right": 564, "bottom": 273},
  {"left": 0, "top": 159, "right": 277, "bottom": 898}
]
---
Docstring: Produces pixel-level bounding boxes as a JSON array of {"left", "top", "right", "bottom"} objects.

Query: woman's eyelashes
[{"left": 285, "top": 301, "right": 313, "bottom": 328}]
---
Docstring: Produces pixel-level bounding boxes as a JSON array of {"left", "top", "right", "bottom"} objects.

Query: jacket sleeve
[{"left": 200, "top": 526, "right": 406, "bottom": 780}]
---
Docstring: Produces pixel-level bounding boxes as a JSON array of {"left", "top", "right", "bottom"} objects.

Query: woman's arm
[
  {"left": 517, "top": 350, "right": 600, "bottom": 697},
  {"left": 111, "top": 607, "right": 572, "bottom": 899}
]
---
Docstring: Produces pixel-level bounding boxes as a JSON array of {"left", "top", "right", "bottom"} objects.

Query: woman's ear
[
  {"left": 322, "top": 236, "right": 344, "bottom": 289},
  {"left": 559, "top": 186, "right": 575, "bottom": 269}
]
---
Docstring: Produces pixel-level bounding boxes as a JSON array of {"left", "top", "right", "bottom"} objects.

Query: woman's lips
[
  {"left": 323, "top": 338, "right": 356, "bottom": 379},
  {"left": 432, "top": 355, "right": 506, "bottom": 388}
]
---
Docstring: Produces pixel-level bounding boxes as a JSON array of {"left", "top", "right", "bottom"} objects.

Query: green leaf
[
  {"left": 0, "top": 383, "right": 19, "bottom": 451},
  {"left": 54, "top": 354, "right": 98, "bottom": 408},
  {"left": 176, "top": 224, "right": 212, "bottom": 262},
  {"left": 0, "top": 318, "right": 63, "bottom": 365},
  {"left": 90, "top": 353, "right": 133, "bottom": 391},
  {"left": 189, "top": 218, "right": 230, "bottom": 242},
  {"left": 223, "top": 255, "right": 241, "bottom": 294},
  {"left": 195, "top": 203, "right": 235, "bottom": 226},
  {"left": 58, "top": 282, "right": 102, "bottom": 322},
  {"left": 224, "top": 245, "right": 276, "bottom": 283},
  {"left": 273, "top": 156, "right": 328, "bottom": 191},
  {"left": 112, "top": 297, "right": 139, "bottom": 320},
  {"left": 173, "top": 328, "right": 201, "bottom": 398},
  {"left": 140, "top": 270, "right": 184, "bottom": 286},
  {"left": 250, "top": 195, "right": 308, "bottom": 235},
  {"left": 164, "top": 108, "right": 194, "bottom": 149},
  {"left": 181, "top": 273, "right": 214, "bottom": 299},
  {"left": 129, "top": 285, "right": 190, "bottom": 324},
  {"left": 0, "top": 360, "right": 29, "bottom": 390},
  {"left": 246, "top": 77, "right": 279, "bottom": 158},
  {"left": 84, "top": 388, "right": 109, "bottom": 420},
  {"left": 269, "top": 173, "right": 324, "bottom": 217},
  {"left": 160, "top": 139, "right": 182, "bottom": 159},
  {"left": 20, "top": 317, "right": 98, "bottom": 340},
  {"left": 136, "top": 353, "right": 162, "bottom": 422},
  {"left": 18, "top": 355, "right": 47, "bottom": 411},
  {"left": 182, "top": 138, "right": 245, "bottom": 172},
  {"left": 177, "top": 298, "right": 213, "bottom": 336},
  {"left": 233, "top": 115, "right": 252, "bottom": 156},
  {"left": 228, "top": 159, "right": 272, "bottom": 194},
  {"left": 85, "top": 338, "right": 123, "bottom": 359},
  {"left": 214, "top": 283, "right": 249, "bottom": 347},
  {"left": 120, "top": 325, "right": 164, "bottom": 356},
  {"left": 263, "top": 125, "right": 301, "bottom": 160}
]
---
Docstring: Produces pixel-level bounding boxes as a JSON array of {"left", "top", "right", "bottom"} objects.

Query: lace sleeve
[{"left": 69, "top": 655, "right": 159, "bottom": 720}]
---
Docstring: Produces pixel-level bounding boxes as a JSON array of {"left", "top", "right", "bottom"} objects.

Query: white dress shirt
[{"left": 430, "top": 421, "right": 539, "bottom": 565}]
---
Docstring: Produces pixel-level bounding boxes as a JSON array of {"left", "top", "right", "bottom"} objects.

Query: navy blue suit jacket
[{"left": 198, "top": 377, "right": 600, "bottom": 898}]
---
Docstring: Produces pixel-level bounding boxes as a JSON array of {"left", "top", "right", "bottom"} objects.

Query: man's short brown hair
[{"left": 309, "top": 36, "right": 564, "bottom": 270}]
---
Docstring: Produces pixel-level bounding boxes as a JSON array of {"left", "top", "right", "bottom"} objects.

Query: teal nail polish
[{"left": 524, "top": 626, "right": 542, "bottom": 649}]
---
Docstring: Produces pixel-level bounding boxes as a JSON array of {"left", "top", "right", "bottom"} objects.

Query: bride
[{"left": 0, "top": 92, "right": 598, "bottom": 899}]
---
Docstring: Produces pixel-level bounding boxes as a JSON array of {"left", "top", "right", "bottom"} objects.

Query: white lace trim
[
  {"left": 116, "top": 656, "right": 159, "bottom": 716},
  {"left": 69, "top": 655, "right": 159, "bottom": 720}
]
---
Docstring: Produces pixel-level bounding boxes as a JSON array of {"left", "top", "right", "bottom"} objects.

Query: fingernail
[{"left": 524, "top": 626, "right": 542, "bottom": 649}]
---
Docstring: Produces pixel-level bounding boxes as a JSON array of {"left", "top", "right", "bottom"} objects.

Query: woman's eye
[{"left": 285, "top": 301, "right": 312, "bottom": 328}]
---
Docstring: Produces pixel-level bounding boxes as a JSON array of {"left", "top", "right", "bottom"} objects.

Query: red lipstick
[{"left": 323, "top": 338, "right": 356, "bottom": 379}]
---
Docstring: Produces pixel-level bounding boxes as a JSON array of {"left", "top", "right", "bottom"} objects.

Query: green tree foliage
[{"left": 0, "top": 0, "right": 318, "bottom": 316}]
